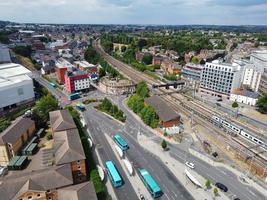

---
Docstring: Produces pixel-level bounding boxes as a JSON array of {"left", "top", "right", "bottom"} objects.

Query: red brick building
[
  {"left": 144, "top": 96, "right": 180, "bottom": 128},
  {"left": 55, "top": 58, "right": 74, "bottom": 84}
]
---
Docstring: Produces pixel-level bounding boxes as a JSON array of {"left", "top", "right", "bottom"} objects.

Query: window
[
  {"left": 28, "top": 196, "right": 32, "bottom": 200},
  {"left": 48, "top": 197, "right": 52, "bottom": 200},
  {"left": 78, "top": 165, "right": 81, "bottom": 170},
  {"left": 77, "top": 160, "right": 80, "bottom": 164},
  {"left": 37, "top": 194, "right": 41, "bottom": 197}
]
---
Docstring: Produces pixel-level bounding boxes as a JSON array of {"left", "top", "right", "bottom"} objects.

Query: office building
[
  {"left": 0, "top": 63, "right": 34, "bottom": 112},
  {"left": 199, "top": 60, "right": 244, "bottom": 99}
]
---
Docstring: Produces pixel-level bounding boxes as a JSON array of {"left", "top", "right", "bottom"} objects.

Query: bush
[
  {"left": 46, "top": 133, "right": 53, "bottom": 140},
  {"left": 161, "top": 139, "right": 167, "bottom": 150},
  {"left": 205, "top": 179, "right": 211, "bottom": 189}
]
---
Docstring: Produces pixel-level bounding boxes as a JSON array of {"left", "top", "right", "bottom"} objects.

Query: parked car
[
  {"left": 185, "top": 162, "right": 195, "bottom": 169},
  {"left": 0, "top": 166, "right": 8, "bottom": 177},
  {"left": 215, "top": 182, "right": 228, "bottom": 192},
  {"left": 233, "top": 198, "right": 240, "bottom": 200}
]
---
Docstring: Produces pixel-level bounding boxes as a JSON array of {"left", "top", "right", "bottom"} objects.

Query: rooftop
[
  {"left": 55, "top": 58, "right": 74, "bottom": 69},
  {"left": 49, "top": 110, "right": 76, "bottom": 132},
  {"left": 232, "top": 89, "right": 259, "bottom": 99},
  {"left": 0, "top": 164, "right": 73, "bottom": 200},
  {"left": 54, "top": 129, "right": 86, "bottom": 165},
  {"left": 0, "top": 117, "right": 35, "bottom": 145},
  {"left": 251, "top": 50, "right": 267, "bottom": 61},
  {"left": 74, "top": 61, "right": 96, "bottom": 68},
  {"left": 57, "top": 181, "right": 97, "bottom": 200},
  {"left": 145, "top": 96, "right": 180, "bottom": 122}
]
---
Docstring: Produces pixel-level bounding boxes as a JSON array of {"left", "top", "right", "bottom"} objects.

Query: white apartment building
[
  {"left": 233, "top": 59, "right": 262, "bottom": 92},
  {"left": 250, "top": 50, "right": 267, "bottom": 93},
  {"left": 0, "top": 63, "right": 34, "bottom": 111},
  {"left": 199, "top": 60, "right": 244, "bottom": 99}
]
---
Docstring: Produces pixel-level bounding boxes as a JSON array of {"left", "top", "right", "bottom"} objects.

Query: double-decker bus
[
  {"left": 138, "top": 168, "right": 162, "bottom": 198},
  {"left": 105, "top": 161, "right": 122, "bottom": 188},
  {"left": 113, "top": 134, "right": 129, "bottom": 151},
  {"left": 68, "top": 93, "right": 80, "bottom": 101}
]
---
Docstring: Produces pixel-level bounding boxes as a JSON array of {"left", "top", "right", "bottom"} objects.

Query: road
[
  {"left": 112, "top": 95, "right": 266, "bottom": 200},
  {"left": 83, "top": 103, "right": 194, "bottom": 200},
  {"left": 33, "top": 71, "right": 71, "bottom": 107}
]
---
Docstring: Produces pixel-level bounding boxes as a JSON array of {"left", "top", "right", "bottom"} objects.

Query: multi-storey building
[
  {"left": 64, "top": 69, "right": 90, "bottom": 94},
  {"left": 49, "top": 110, "right": 87, "bottom": 184},
  {"left": 181, "top": 63, "right": 203, "bottom": 81},
  {"left": 251, "top": 50, "right": 267, "bottom": 93},
  {"left": 55, "top": 58, "right": 74, "bottom": 84},
  {"left": 199, "top": 60, "right": 244, "bottom": 99}
]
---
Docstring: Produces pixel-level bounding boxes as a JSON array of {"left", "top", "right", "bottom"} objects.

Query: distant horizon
[
  {"left": 2, "top": 20, "right": 267, "bottom": 27},
  {"left": 1, "top": 0, "right": 267, "bottom": 26}
]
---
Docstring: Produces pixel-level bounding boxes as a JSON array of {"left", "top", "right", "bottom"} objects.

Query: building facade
[
  {"left": 55, "top": 58, "right": 74, "bottom": 84},
  {"left": 64, "top": 70, "right": 90, "bottom": 94},
  {"left": 199, "top": 60, "right": 243, "bottom": 99},
  {"left": 230, "top": 89, "right": 259, "bottom": 106},
  {"left": 0, "top": 117, "right": 35, "bottom": 166},
  {"left": 0, "top": 63, "right": 35, "bottom": 112}
]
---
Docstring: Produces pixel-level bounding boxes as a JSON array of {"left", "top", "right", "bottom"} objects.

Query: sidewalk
[
  {"left": 138, "top": 133, "right": 230, "bottom": 200},
  {"left": 189, "top": 148, "right": 267, "bottom": 198},
  {"left": 84, "top": 125, "right": 118, "bottom": 200}
]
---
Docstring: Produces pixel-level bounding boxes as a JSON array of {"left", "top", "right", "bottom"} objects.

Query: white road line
[{"left": 164, "top": 193, "right": 171, "bottom": 200}]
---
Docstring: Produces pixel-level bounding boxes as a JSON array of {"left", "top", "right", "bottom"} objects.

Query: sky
[{"left": 0, "top": 0, "right": 267, "bottom": 25}]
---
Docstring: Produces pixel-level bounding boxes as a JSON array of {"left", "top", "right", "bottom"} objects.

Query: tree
[
  {"left": 34, "top": 94, "right": 59, "bottom": 121},
  {"left": 127, "top": 94, "right": 144, "bottom": 113},
  {"left": 191, "top": 56, "right": 199, "bottom": 64},
  {"left": 205, "top": 179, "right": 211, "bottom": 189},
  {"left": 98, "top": 67, "right": 106, "bottom": 78},
  {"left": 213, "top": 188, "right": 219, "bottom": 196},
  {"left": 136, "top": 81, "right": 149, "bottom": 98},
  {"left": 142, "top": 54, "right": 153, "bottom": 65},
  {"left": 232, "top": 101, "right": 239, "bottom": 108},
  {"left": 84, "top": 46, "right": 100, "bottom": 65},
  {"left": 137, "top": 39, "right": 147, "bottom": 50},
  {"left": 256, "top": 92, "right": 267, "bottom": 114},
  {"left": 12, "top": 45, "right": 32, "bottom": 58},
  {"left": 121, "top": 45, "right": 127, "bottom": 52},
  {"left": 161, "top": 139, "right": 167, "bottom": 150},
  {"left": 140, "top": 106, "right": 158, "bottom": 128}
]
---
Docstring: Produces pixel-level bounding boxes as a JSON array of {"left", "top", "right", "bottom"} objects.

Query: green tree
[
  {"left": 121, "top": 45, "right": 127, "bottom": 52},
  {"left": 127, "top": 94, "right": 144, "bottom": 113},
  {"left": 142, "top": 54, "right": 153, "bottom": 65},
  {"left": 191, "top": 56, "right": 199, "bottom": 64},
  {"left": 84, "top": 46, "right": 100, "bottom": 64},
  {"left": 213, "top": 188, "right": 219, "bottom": 196},
  {"left": 140, "top": 106, "right": 158, "bottom": 128},
  {"left": 34, "top": 94, "right": 59, "bottom": 121},
  {"left": 205, "top": 179, "right": 211, "bottom": 189},
  {"left": 98, "top": 67, "right": 106, "bottom": 78},
  {"left": 256, "top": 92, "right": 267, "bottom": 114},
  {"left": 137, "top": 38, "right": 147, "bottom": 50},
  {"left": 136, "top": 81, "right": 150, "bottom": 98},
  {"left": 12, "top": 45, "right": 32, "bottom": 58},
  {"left": 232, "top": 101, "right": 239, "bottom": 108},
  {"left": 161, "top": 139, "right": 167, "bottom": 150},
  {"left": 100, "top": 98, "right": 112, "bottom": 111}
]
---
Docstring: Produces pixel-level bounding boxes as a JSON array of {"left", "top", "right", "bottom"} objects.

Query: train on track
[{"left": 212, "top": 115, "right": 267, "bottom": 150}]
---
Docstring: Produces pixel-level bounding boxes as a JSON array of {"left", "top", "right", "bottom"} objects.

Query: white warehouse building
[{"left": 0, "top": 63, "right": 35, "bottom": 112}]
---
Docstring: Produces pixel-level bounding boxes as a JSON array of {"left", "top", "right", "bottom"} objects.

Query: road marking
[{"left": 164, "top": 193, "right": 170, "bottom": 200}]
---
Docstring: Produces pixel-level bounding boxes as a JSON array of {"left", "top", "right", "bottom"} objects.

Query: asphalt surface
[
  {"left": 83, "top": 103, "right": 194, "bottom": 200},
  {"left": 112, "top": 95, "right": 266, "bottom": 200},
  {"left": 33, "top": 71, "right": 71, "bottom": 107}
]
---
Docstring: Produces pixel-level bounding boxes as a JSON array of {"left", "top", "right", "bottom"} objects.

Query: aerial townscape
[{"left": 1, "top": 1, "right": 267, "bottom": 200}]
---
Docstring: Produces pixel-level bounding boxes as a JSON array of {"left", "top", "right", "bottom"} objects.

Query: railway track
[{"left": 93, "top": 41, "right": 267, "bottom": 164}]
